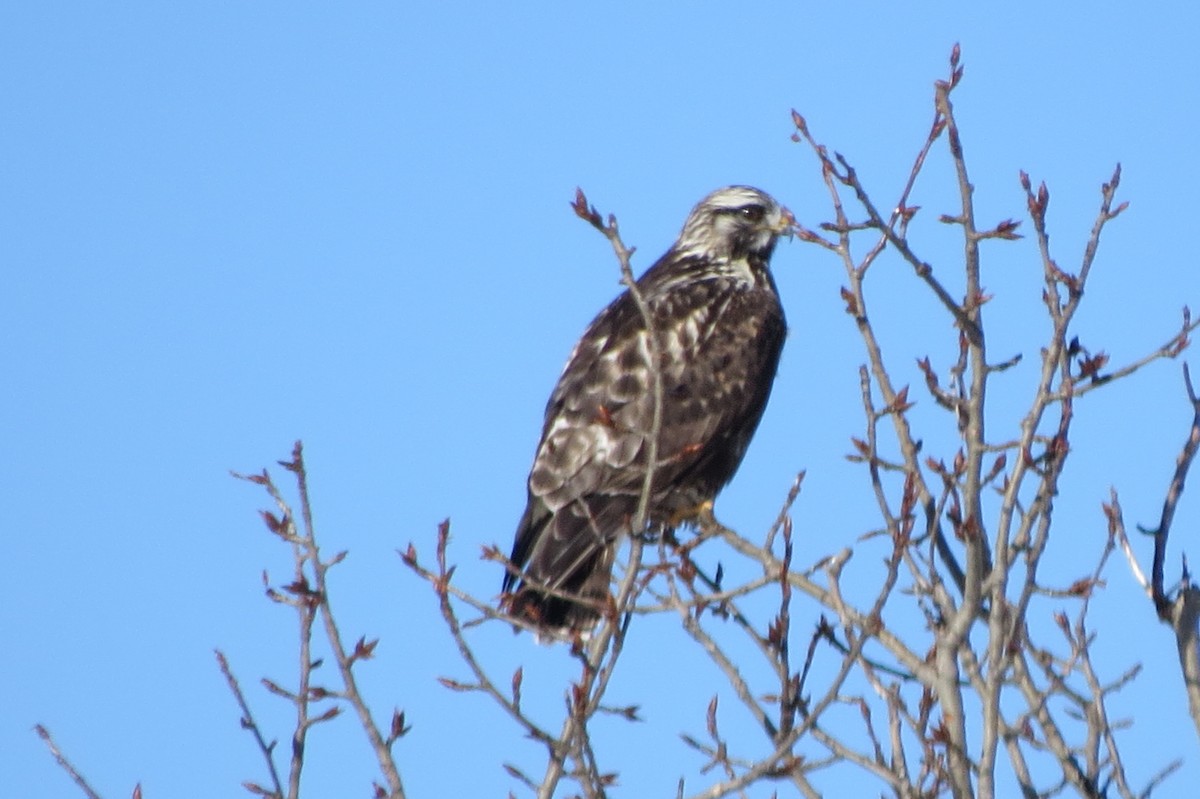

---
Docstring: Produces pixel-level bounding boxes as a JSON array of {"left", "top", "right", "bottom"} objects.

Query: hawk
[{"left": 503, "top": 186, "right": 792, "bottom": 633}]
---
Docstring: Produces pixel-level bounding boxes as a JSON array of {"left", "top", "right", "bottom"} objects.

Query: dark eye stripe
[
  {"left": 715, "top": 204, "right": 767, "bottom": 222},
  {"left": 737, "top": 204, "right": 766, "bottom": 222}
]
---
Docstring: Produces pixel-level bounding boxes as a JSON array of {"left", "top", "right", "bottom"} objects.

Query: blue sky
[{"left": 4, "top": 2, "right": 1200, "bottom": 797}]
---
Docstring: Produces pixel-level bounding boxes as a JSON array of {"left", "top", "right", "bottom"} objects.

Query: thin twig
[
  {"left": 34, "top": 725, "right": 106, "bottom": 799},
  {"left": 284, "top": 444, "right": 406, "bottom": 799},
  {"left": 215, "top": 649, "right": 285, "bottom": 798}
]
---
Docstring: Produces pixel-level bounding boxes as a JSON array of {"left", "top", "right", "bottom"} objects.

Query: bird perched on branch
[{"left": 503, "top": 186, "right": 793, "bottom": 634}]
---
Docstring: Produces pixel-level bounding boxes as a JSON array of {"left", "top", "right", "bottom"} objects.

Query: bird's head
[{"left": 675, "top": 186, "right": 794, "bottom": 263}]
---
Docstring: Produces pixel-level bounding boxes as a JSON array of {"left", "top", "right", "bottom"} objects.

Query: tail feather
[
  {"left": 503, "top": 495, "right": 632, "bottom": 632},
  {"left": 507, "top": 545, "right": 614, "bottom": 630}
]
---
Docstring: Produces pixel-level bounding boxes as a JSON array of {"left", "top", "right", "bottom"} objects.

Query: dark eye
[{"left": 737, "top": 204, "right": 766, "bottom": 223}]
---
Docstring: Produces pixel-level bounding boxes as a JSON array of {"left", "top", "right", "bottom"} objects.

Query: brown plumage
[{"left": 503, "top": 186, "right": 791, "bottom": 633}]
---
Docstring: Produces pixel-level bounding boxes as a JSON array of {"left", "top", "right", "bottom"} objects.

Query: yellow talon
[{"left": 669, "top": 499, "right": 715, "bottom": 528}]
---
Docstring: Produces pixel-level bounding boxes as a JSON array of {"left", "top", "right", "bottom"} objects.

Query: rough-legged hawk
[{"left": 503, "top": 186, "right": 792, "bottom": 633}]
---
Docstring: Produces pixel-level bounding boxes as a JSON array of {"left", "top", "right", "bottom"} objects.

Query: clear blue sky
[{"left": 4, "top": 2, "right": 1199, "bottom": 797}]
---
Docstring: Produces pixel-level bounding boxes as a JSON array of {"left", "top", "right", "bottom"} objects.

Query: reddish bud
[
  {"left": 511, "top": 666, "right": 523, "bottom": 707},
  {"left": 259, "top": 510, "right": 284, "bottom": 534},
  {"left": 352, "top": 636, "right": 379, "bottom": 661},
  {"left": 840, "top": 286, "right": 860, "bottom": 316},
  {"left": 570, "top": 188, "right": 603, "bottom": 230},
  {"left": 390, "top": 708, "right": 412, "bottom": 741},
  {"left": 790, "top": 109, "right": 808, "bottom": 136},
  {"left": 984, "top": 453, "right": 1007, "bottom": 485},
  {"left": 1066, "top": 578, "right": 1099, "bottom": 597}
]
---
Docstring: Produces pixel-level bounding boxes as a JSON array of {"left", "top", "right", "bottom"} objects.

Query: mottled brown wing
[
  {"left": 502, "top": 286, "right": 648, "bottom": 627},
  {"left": 505, "top": 271, "right": 785, "bottom": 628}
]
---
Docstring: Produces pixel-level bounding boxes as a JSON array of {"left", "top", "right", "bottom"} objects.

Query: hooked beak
[{"left": 774, "top": 207, "right": 797, "bottom": 240}]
